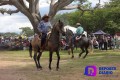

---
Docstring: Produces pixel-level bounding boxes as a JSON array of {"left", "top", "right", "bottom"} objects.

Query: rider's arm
[
  {"left": 48, "top": 22, "right": 52, "bottom": 29},
  {"left": 47, "top": 22, "right": 52, "bottom": 32},
  {"left": 37, "top": 21, "right": 44, "bottom": 33}
]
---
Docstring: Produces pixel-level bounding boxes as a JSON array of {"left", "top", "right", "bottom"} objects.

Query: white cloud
[
  {"left": 89, "top": 0, "right": 110, "bottom": 6},
  {"left": 39, "top": 2, "right": 49, "bottom": 8},
  {"left": 0, "top": 22, "right": 31, "bottom": 33},
  {"left": 0, "top": 13, "right": 32, "bottom": 33}
]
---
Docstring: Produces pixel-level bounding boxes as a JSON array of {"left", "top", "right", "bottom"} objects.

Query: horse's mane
[
  {"left": 66, "top": 29, "right": 74, "bottom": 36},
  {"left": 51, "top": 21, "right": 59, "bottom": 31}
]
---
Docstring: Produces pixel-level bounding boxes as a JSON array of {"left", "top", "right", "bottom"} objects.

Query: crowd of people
[
  {"left": 0, "top": 35, "right": 29, "bottom": 50},
  {"left": 60, "top": 34, "right": 120, "bottom": 50},
  {"left": 91, "top": 34, "right": 120, "bottom": 50}
]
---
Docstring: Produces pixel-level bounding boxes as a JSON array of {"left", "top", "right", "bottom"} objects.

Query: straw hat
[
  {"left": 76, "top": 23, "right": 81, "bottom": 26},
  {"left": 42, "top": 14, "right": 49, "bottom": 20}
]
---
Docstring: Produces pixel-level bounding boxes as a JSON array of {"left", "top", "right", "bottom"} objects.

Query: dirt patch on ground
[
  {"left": 0, "top": 58, "right": 70, "bottom": 80},
  {"left": 0, "top": 70, "right": 26, "bottom": 80},
  {"left": 0, "top": 60, "right": 32, "bottom": 80}
]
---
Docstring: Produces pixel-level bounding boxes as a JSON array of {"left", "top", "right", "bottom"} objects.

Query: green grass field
[{"left": 0, "top": 49, "right": 120, "bottom": 80}]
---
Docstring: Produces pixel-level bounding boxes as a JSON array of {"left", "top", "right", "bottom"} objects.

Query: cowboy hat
[
  {"left": 76, "top": 23, "right": 81, "bottom": 26},
  {"left": 42, "top": 14, "right": 49, "bottom": 20}
]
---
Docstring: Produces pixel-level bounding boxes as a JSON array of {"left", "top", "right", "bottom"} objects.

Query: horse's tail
[{"left": 29, "top": 42, "right": 32, "bottom": 58}]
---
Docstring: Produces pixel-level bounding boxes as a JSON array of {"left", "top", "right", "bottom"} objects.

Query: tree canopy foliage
[
  {"left": 19, "top": 27, "right": 34, "bottom": 37},
  {"left": 54, "top": 0, "right": 120, "bottom": 35},
  {"left": 0, "top": 0, "right": 100, "bottom": 34},
  {"left": 0, "top": 32, "right": 18, "bottom": 37}
]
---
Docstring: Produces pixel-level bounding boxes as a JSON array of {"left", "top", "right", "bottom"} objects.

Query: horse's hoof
[
  {"left": 39, "top": 67, "right": 42, "bottom": 70},
  {"left": 56, "top": 68, "right": 59, "bottom": 71},
  {"left": 39, "top": 66, "right": 42, "bottom": 69},
  {"left": 37, "top": 68, "right": 41, "bottom": 71},
  {"left": 30, "top": 55, "right": 32, "bottom": 58},
  {"left": 37, "top": 66, "right": 42, "bottom": 71},
  {"left": 79, "top": 55, "right": 81, "bottom": 58},
  {"left": 49, "top": 67, "right": 52, "bottom": 70},
  {"left": 71, "top": 56, "right": 74, "bottom": 59},
  {"left": 83, "top": 57, "right": 86, "bottom": 59},
  {"left": 49, "top": 68, "right": 52, "bottom": 70}
]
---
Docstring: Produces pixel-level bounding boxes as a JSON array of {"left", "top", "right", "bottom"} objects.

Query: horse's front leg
[
  {"left": 29, "top": 43, "right": 32, "bottom": 58},
  {"left": 83, "top": 48, "right": 89, "bottom": 59},
  {"left": 79, "top": 47, "right": 85, "bottom": 58},
  {"left": 71, "top": 47, "right": 74, "bottom": 59},
  {"left": 33, "top": 51, "right": 39, "bottom": 69},
  {"left": 56, "top": 50, "right": 60, "bottom": 71},
  {"left": 49, "top": 51, "right": 53, "bottom": 70},
  {"left": 37, "top": 51, "right": 42, "bottom": 70}
]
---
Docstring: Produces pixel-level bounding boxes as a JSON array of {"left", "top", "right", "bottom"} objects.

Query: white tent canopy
[
  {"left": 64, "top": 25, "right": 87, "bottom": 37},
  {"left": 64, "top": 25, "right": 77, "bottom": 33}
]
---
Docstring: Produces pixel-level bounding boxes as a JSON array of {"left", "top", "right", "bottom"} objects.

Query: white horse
[{"left": 64, "top": 25, "right": 87, "bottom": 37}]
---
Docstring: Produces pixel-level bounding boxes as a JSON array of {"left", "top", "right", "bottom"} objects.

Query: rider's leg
[
  {"left": 75, "top": 34, "right": 81, "bottom": 40},
  {"left": 41, "top": 33, "right": 46, "bottom": 46},
  {"left": 41, "top": 33, "right": 47, "bottom": 51}
]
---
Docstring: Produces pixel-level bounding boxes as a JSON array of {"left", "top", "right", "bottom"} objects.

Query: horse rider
[
  {"left": 37, "top": 14, "right": 52, "bottom": 48},
  {"left": 75, "top": 23, "right": 84, "bottom": 40}
]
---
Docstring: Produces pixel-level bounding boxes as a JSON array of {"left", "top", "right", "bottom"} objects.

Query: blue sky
[{"left": 0, "top": 0, "right": 110, "bottom": 33}]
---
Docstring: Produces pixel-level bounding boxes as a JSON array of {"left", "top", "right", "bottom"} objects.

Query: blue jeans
[{"left": 41, "top": 33, "right": 47, "bottom": 47}]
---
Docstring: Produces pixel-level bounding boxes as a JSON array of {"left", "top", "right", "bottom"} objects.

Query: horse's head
[
  {"left": 53, "top": 20, "right": 65, "bottom": 35},
  {"left": 65, "top": 29, "right": 74, "bottom": 36}
]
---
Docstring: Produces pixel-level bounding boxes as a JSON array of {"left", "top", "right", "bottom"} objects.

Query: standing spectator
[
  {"left": 108, "top": 36, "right": 113, "bottom": 50},
  {"left": 111, "top": 37, "right": 116, "bottom": 49},
  {"left": 103, "top": 36, "right": 108, "bottom": 50},
  {"left": 93, "top": 39, "right": 99, "bottom": 49},
  {"left": 98, "top": 35, "right": 104, "bottom": 50}
]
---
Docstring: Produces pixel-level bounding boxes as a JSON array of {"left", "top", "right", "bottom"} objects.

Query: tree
[
  {"left": 103, "top": 0, "right": 120, "bottom": 34},
  {"left": 55, "top": 0, "right": 120, "bottom": 35},
  {"left": 0, "top": 0, "right": 100, "bottom": 34},
  {"left": 1, "top": 32, "right": 18, "bottom": 37},
  {"left": 19, "top": 27, "right": 34, "bottom": 37}
]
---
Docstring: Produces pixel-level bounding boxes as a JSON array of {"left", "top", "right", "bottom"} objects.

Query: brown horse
[{"left": 29, "top": 20, "right": 65, "bottom": 70}]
